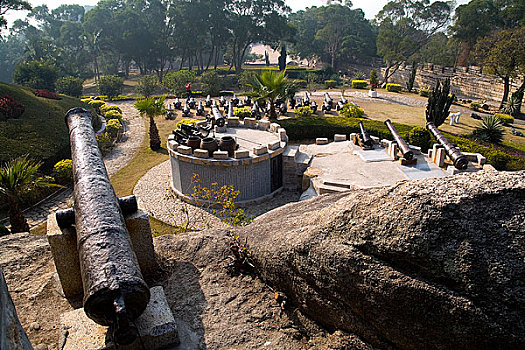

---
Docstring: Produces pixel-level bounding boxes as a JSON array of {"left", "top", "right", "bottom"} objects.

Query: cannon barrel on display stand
[
  {"left": 384, "top": 119, "right": 414, "bottom": 161},
  {"left": 358, "top": 121, "right": 374, "bottom": 149},
  {"left": 426, "top": 121, "right": 469, "bottom": 170}
]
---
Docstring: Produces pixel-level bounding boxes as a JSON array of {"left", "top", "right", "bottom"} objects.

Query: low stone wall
[{"left": 381, "top": 63, "right": 524, "bottom": 107}]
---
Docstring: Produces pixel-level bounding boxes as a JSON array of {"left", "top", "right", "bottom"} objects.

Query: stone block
[
  {"left": 350, "top": 133, "right": 358, "bottom": 144},
  {"left": 242, "top": 158, "right": 252, "bottom": 166},
  {"left": 244, "top": 118, "right": 257, "bottom": 127},
  {"left": 435, "top": 147, "right": 446, "bottom": 167},
  {"left": 270, "top": 123, "right": 281, "bottom": 133},
  {"left": 46, "top": 213, "right": 82, "bottom": 300},
  {"left": 371, "top": 135, "right": 380, "bottom": 144},
  {"left": 211, "top": 159, "right": 234, "bottom": 167},
  {"left": 235, "top": 150, "right": 250, "bottom": 159},
  {"left": 213, "top": 150, "right": 229, "bottom": 159},
  {"left": 168, "top": 140, "right": 177, "bottom": 151},
  {"left": 253, "top": 154, "right": 270, "bottom": 163},
  {"left": 278, "top": 128, "right": 287, "bottom": 142},
  {"left": 177, "top": 154, "right": 192, "bottom": 163},
  {"left": 477, "top": 154, "right": 486, "bottom": 166},
  {"left": 167, "top": 134, "right": 175, "bottom": 141},
  {"left": 227, "top": 117, "right": 240, "bottom": 127},
  {"left": 334, "top": 134, "right": 347, "bottom": 142},
  {"left": 60, "top": 286, "right": 179, "bottom": 350},
  {"left": 192, "top": 157, "right": 211, "bottom": 166},
  {"left": 253, "top": 145, "right": 268, "bottom": 155},
  {"left": 268, "top": 141, "right": 280, "bottom": 151},
  {"left": 258, "top": 120, "right": 271, "bottom": 131},
  {"left": 214, "top": 125, "right": 227, "bottom": 133},
  {"left": 408, "top": 145, "right": 422, "bottom": 154},
  {"left": 194, "top": 149, "right": 209, "bottom": 158},
  {"left": 125, "top": 210, "right": 158, "bottom": 278},
  {"left": 177, "top": 145, "right": 192, "bottom": 155},
  {"left": 316, "top": 138, "right": 329, "bottom": 145}
]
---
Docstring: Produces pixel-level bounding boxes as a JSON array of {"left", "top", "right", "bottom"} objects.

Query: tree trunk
[
  {"left": 7, "top": 196, "right": 29, "bottom": 234},
  {"left": 500, "top": 76, "right": 510, "bottom": 110},
  {"left": 269, "top": 102, "right": 277, "bottom": 121}
]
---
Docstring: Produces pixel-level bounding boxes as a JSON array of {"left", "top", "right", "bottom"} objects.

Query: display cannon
[
  {"left": 210, "top": 105, "right": 226, "bottom": 127},
  {"left": 227, "top": 101, "right": 234, "bottom": 119},
  {"left": 279, "top": 101, "right": 287, "bottom": 115},
  {"left": 188, "top": 97, "right": 196, "bottom": 109},
  {"left": 205, "top": 95, "right": 212, "bottom": 108},
  {"left": 64, "top": 108, "right": 150, "bottom": 346},
  {"left": 196, "top": 101, "right": 205, "bottom": 116},
  {"left": 358, "top": 121, "right": 374, "bottom": 149},
  {"left": 219, "top": 96, "right": 226, "bottom": 107},
  {"left": 325, "top": 92, "right": 334, "bottom": 108},
  {"left": 232, "top": 94, "right": 239, "bottom": 106},
  {"left": 295, "top": 98, "right": 303, "bottom": 108},
  {"left": 304, "top": 92, "right": 311, "bottom": 106},
  {"left": 173, "top": 98, "right": 182, "bottom": 110},
  {"left": 182, "top": 104, "right": 191, "bottom": 118},
  {"left": 244, "top": 96, "right": 252, "bottom": 107},
  {"left": 427, "top": 121, "right": 468, "bottom": 170},
  {"left": 384, "top": 119, "right": 414, "bottom": 161},
  {"left": 310, "top": 101, "right": 318, "bottom": 113},
  {"left": 336, "top": 96, "right": 348, "bottom": 111},
  {"left": 251, "top": 101, "right": 261, "bottom": 119},
  {"left": 289, "top": 96, "right": 296, "bottom": 109}
]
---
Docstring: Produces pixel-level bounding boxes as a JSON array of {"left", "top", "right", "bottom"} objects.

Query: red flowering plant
[
  {"left": 35, "top": 89, "right": 60, "bottom": 100},
  {"left": 0, "top": 95, "right": 25, "bottom": 119}
]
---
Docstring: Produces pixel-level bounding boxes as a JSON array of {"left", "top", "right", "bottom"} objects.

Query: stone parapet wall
[{"left": 382, "top": 63, "right": 524, "bottom": 107}]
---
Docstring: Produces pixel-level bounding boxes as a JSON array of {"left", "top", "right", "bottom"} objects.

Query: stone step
[
  {"left": 317, "top": 184, "right": 351, "bottom": 195},
  {"left": 283, "top": 145, "right": 298, "bottom": 160},
  {"left": 295, "top": 151, "right": 312, "bottom": 168}
]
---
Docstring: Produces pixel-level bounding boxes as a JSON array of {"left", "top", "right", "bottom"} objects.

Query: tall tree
[
  {"left": 376, "top": 0, "right": 453, "bottom": 83},
  {"left": 0, "top": 0, "right": 31, "bottom": 32}
]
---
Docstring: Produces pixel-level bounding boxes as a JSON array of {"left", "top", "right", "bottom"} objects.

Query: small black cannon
[
  {"left": 384, "top": 119, "right": 414, "bottom": 160},
  {"left": 65, "top": 108, "right": 150, "bottom": 345},
  {"left": 244, "top": 96, "right": 252, "bottom": 107},
  {"left": 227, "top": 101, "right": 234, "bottom": 119},
  {"left": 232, "top": 94, "right": 239, "bottom": 106},
  {"left": 336, "top": 96, "right": 348, "bottom": 111},
  {"left": 173, "top": 98, "right": 182, "bottom": 110},
  {"left": 358, "top": 121, "right": 374, "bottom": 149},
  {"left": 196, "top": 101, "right": 205, "bottom": 116},
  {"left": 324, "top": 92, "right": 334, "bottom": 108},
  {"left": 310, "top": 100, "right": 318, "bottom": 113},
  {"left": 219, "top": 96, "right": 226, "bottom": 107},
  {"left": 279, "top": 101, "right": 287, "bottom": 115},
  {"left": 289, "top": 96, "right": 296, "bottom": 109},
  {"left": 209, "top": 105, "right": 226, "bottom": 127},
  {"left": 251, "top": 101, "right": 261, "bottom": 119},
  {"left": 427, "top": 122, "right": 468, "bottom": 170},
  {"left": 188, "top": 97, "right": 196, "bottom": 109},
  {"left": 304, "top": 92, "right": 311, "bottom": 106},
  {"left": 205, "top": 95, "right": 212, "bottom": 108},
  {"left": 295, "top": 98, "right": 303, "bottom": 108},
  {"left": 182, "top": 104, "right": 191, "bottom": 118}
]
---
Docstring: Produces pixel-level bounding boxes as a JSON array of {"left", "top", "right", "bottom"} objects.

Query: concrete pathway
[{"left": 1, "top": 101, "right": 145, "bottom": 230}]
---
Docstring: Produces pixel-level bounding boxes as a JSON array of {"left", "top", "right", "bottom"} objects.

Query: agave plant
[
  {"left": 0, "top": 156, "right": 56, "bottom": 233},
  {"left": 473, "top": 115, "right": 505, "bottom": 144},
  {"left": 501, "top": 88, "right": 523, "bottom": 116}
]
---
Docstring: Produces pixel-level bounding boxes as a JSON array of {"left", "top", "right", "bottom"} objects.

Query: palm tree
[
  {"left": 134, "top": 96, "right": 166, "bottom": 150},
  {"left": 0, "top": 156, "right": 54, "bottom": 233},
  {"left": 245, "top": 70, "right": 294, "bottom": 120}
]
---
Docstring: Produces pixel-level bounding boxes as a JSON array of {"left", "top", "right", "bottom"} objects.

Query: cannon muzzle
[
  {"left": 359, "top": 121, "right": 374, "bottom": 149},
  {"left": 65, "top": 108, "right": 149, "bottom": 345},
  {"left": 384, "top": 119, "right": 414, "bottom": 160}
]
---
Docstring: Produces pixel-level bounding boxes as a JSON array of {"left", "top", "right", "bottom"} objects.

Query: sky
[{"left": 4, "top": 0, "right": 471, "bottom": 28}]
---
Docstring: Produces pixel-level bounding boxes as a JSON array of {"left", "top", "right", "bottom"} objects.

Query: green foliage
[
  {"left": 426, "top": 79, "right": 454, "bottom": 127},
  {"left": 408, "top": 126, "right": 431, "bottom": 151},
  {"left": 134, "top": 96, "right": 166, "bottom": 119},
  {"left": 502, "top": 87, "right": 523, "bottom": 115},
  {"left": 163, "top": 70, "right": 196, "bottom": 93},
  {"left": 176, "top": 118, "right": 199, "bottom": 129},
  {"left": 200, "top": 70, "right": 221, "bottom": 96},
  {"left": 55, "top": 76, "right": 83, "bottom": 97},
  {"left": 53, "top": 159, "right": 72, "bottom": 185},
  {"left": 339, "top": 103, "right": 365, "bottom": 118},
  {"left": 239, "top": 70, "right": 257, "bottom": 91},
  {"left": 233, "top": 108, "right": 252, "bottom": 119},
  {"left": 137, "top": 75, "right": 158, "bottom": 98},
  {"left": 96, "top": 132, "right": 113, "bottom": 155},
  {"left": 473, "top": 115, "right": 505, "bottom": 144},
  {"left": 80, "top": 98, "right": 93, "bottom": 103},
  {"left": 324, "top": 80, "right": 337, "bottom": 88},
  {"left": 352, "top": 72, "right": 367, "bottom": 80},
  {"left": 106, "top": 118, "right": 123, "bottom": 138},
  {"left": 419, "top": 86, "right": 431, "bottom": 97},
  {"left": 369, "top": 69, "right": 379, "bottom": 87},
  {"left": 469, "top": 102, "right": 482, "bottom": 111},
  {"left": 97, "top": 75, "right": 124, "bottom": 99},
  {"left": 13, "top": 60, "right": 59, "bottom": 92},
  {"left": 104, "top": 110, "right": 122, "bottom": 120},
  {"left": 245, "top": 70, "right": 292, "bottom": 120},
  {"left": 351, "top": 80, "right": 368, "bottom": 89},
  {"left": 293, "top": 80, "right": 307, "bottom": 88},
  {"left": 386, "top": 84, "right": 402, "bottom": 92},
  {"left": 88, "top": 100, "right": 105, "bottom": 112},
  {"left": 295, "top": 106, "right": 313, "bottom": 118},
  {"left": 494, "top": 113, "right": 514, "bottom": 125},
  {"left": 99, "top": 104, "right": 122, "bottom": 115}
]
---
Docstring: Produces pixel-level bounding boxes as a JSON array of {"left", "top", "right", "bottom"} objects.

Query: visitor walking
[{"left": 185, "top": 82, "right": 192, "bottom": 101}]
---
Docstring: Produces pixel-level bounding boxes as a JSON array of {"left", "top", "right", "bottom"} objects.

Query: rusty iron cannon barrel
[
  {"left": 384, "top": 119, "right": 414, "bottom": 160},
  {"left": 211, "top": 105, "right": 226, "bottom": 127},
  {"left": 358, "top": 121, "right": 374, "bottom": 149},
  {"left": 65, "top": 108, "right": 150, "bottom": 345},
  {"left": 426, "top": 121, "right": 468, "bottom": 170}
]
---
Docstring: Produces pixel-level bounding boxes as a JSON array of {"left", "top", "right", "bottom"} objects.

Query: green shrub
[
  {"left": 176, "top": 118, "right": 199, "bottom": 129},
  {"left": 56, "top": 76, "right": 84, "bottom": 97},
  {"left": 88, "top": 100, "right": 106, "bottom": 112},
  {"left": 220, "top": 75, "right": 239, "bottom": 90},
  {"left": 233, "top": 107, "right": 252, "bottom": 119},
  {"left": 13, "top": 60, "right": 59, "bottom": 92},
  {"left": 494, "top": 113, "right": 514, "bottom": 125},
  {"left": 96, "top": 132, "right": 113, "bottom": 155},
  {"left": 324, "top": 80, "right": 337, "bottom": 88},
  {"left": 100, "top": 104, "right": 122, "bottom": 115},
  {"left": 295, "top": 106, "right": 314, "bottom": 118},
  {"left": 472, "top": 115, "right": 505, "bottom": 144},
  {"left": 53, "top": 159, "right": 73, "bottom": 185},
  {"left": 80, "top": 98, "right": 93, "bottom": 103},
  {"left": 408, "top": 126, "right": 432, "bottom": 151},
  {"left": 106, "top": 118, "right": 123, "bottom": 138},
  {"left": 370, "top": 69, "right": 379, "bottom": 87},
  {"left": 137, "top": 75, "right": 158, "bottom": 97},
  {"left": 163, "top": 70, "right": 196, "bottom": 93},
  {"left": 200, "top": 70, "right": 221, "bottom": 96},
  {"left": 470, "top": 102, "right": 482, "bottom": 111},
  {"left": 239, "top": 70, "right": 258, "bottom": 90},
  {"left": 386, "top": 84, "right": 402, "bottom": 92},
  {"left": 352, "top": 72, "right": 367, "bottom": 80},
  {"left": 104, "top": 110, "right": 122, "bottom": 120},
  {"left": 339, "top": 103, "right": 365, "bottom": 118},
  {"left": 293, "top": 80, "right": 307, "bottom": 88},
  {"left": 419, "top": 86, "right": 431, "bottom": 97},
  {"left": 97, "top": 75, "right": 124, "bottom": 99},
  {"left": 351, "top": 80, "right": 368, "bottom": 89}
]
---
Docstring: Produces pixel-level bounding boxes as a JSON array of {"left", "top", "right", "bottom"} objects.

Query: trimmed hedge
[
  {"left": 419, "top": 86, "right": 431, "bottom": 97},
  {"left": 277, "top": 116, "right": 525, "bottom": 171},
  {"left": 325, "top": 80, "right": 337, "bottom": 88},
  {"left": 106, "top": 118, "right": 123, "bottom": 137},
  {"left": 351, "top": 80, "right": 368, "bottom": 89},
  {"left": 53, "top": 159, "right": 73, "bottom": 185},
  {"left": 295, "top": 106, "right": 314, "bottom": 118},
  {"left": 104, "top": 110, "right": 122, "bottom": 120},
  {"left": 494, "top": 113, "right": 514, "bottom": 125},
  {"left": 100, "top": 104, "right": 122, "bottom": 115},
  {"left": 386, "top": 84, "right": 402, "bottom": 92},
  {"left": 294, "top": 80, "right": 307, "bottom": 88}
]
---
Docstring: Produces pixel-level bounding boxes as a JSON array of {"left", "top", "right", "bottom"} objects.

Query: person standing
[{"left": 185, "top": 82, "right": 192, "bottom": 101}]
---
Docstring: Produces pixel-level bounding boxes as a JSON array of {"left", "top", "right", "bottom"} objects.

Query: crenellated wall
[{"left": 382, "top": 63, "right": 524, "bottom": 107}]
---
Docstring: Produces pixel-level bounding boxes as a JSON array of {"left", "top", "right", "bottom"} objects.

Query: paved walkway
[{"left": 2, "top": 101, "right": 145, "bottom": 229}]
